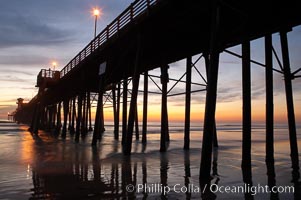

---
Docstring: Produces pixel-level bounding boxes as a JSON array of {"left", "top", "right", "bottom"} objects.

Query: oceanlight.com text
[{"left": 125, "top": 183, "right": 294, "bottom": 196}]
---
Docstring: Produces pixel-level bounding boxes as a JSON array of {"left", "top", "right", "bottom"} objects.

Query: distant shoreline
[{"left": 0, "top": 120, "right": 14, "bottom": 123}]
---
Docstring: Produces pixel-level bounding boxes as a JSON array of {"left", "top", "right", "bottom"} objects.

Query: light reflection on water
[{"left": 0, "top": 121, "right": 300, "bottom": 199}]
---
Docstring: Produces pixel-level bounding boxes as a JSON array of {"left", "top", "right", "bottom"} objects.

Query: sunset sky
[{"left": 0, "top": 0, "right": 300, "bottom": 125}]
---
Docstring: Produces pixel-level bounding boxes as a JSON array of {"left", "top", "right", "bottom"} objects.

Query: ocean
[{"left": 0, "top": 121, "right": 300, "bottom": 199}]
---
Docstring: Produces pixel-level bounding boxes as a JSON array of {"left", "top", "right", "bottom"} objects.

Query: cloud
[
  {"left": 0, "top": 86, "right": 20, "bottom": 89},
  {"left": 220, "top": 60, "right": 240, "bottom": 65},
  {"left": 168, "top": 97, "right": 205, "bottom": 107},
  {"left": 0, "top": 68, "right": 35, "bottom": 76},
  {"left": 0, "top": 0, "right": 135, "bottom": 50},
  {"left": 0, "top": 75, "right": 32, "bottom": 83},
  {"left": 1, "top": 98, "right": 20, "bottom": 102},
  {"left": 0, "top": 55, "right": 51, "bottom": 67},
  {"left": 0, "top": 13, "right": 72, "bottom": 49},
  {"left": 252, "top": 90, "right": 265, "bottom": 100},
  {"left": 217, "top": 91, "right": 241, "bottom": 103},
  {"left": 20, "top": 87, "right": 37, "bottom": 90},
  {"left": 0, "top": 105, "right": 14, "bottom": 107}
]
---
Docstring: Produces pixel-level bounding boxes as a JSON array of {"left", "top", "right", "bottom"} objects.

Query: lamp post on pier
[
  {"left": 93, "top": 8, "right": 100, "bottom": 38},
  {"left": 52, "top": 62, "right": 57, "bottom": 71}
]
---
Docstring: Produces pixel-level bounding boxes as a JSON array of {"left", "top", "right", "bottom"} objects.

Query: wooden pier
[{"left": 13, "top": 0, "right": 301, "bottom": 185}]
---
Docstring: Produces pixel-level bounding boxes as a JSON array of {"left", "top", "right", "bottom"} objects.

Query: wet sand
[{"left": 0, "top": 122, "right": 300, "bottom": 199}]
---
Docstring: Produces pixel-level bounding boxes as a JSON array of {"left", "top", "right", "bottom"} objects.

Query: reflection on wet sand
[
  {"left": 200, "top": 148, "right": 218, "bottom": 200},
  {"left": 30, "top": 145, "right": 126, "bottom": 199},
  {"left": 28, "top": 132, "right": 143, "bottom": 199},
  {"left": 266, "top": 160, "right": 279, "bottom": 200},
  {"left": 184, "top": 150, "right": 191, "bottom": 200},
  {"left": 160, "top": 153, "right": 169, "bottom": 199},
  {"left": 20, "top": 128, "right": 300, "bottom": 200},
  {"left": 28, "top": 133, "right": 174, "bottom": 199},
  {"left": 3, "top": 122, "right": 301, "bottom": 200},
  {"left": 242, "top": 163, "right": 253, "bottom": 200}
]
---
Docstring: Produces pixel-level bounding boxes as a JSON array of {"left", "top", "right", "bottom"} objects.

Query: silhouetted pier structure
[{"left": 13, "top": 0, "right": 301, "bottom": 184}]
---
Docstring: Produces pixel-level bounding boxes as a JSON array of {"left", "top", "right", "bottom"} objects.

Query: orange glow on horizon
[
  {"left": 99, "top": 99, "right": 296, "bottom": 124},
  {"left": 78, "top": 90, "right": 301, "bottom": 124}
]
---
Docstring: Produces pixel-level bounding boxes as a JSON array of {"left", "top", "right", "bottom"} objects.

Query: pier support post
[
  {"left": 123, "top": 75, "right": 140, "bottom": 154},
  {"left": 56, "top": 102, "right": 62, "bottom": 134},
  {"left": 54, "top": 105, "right": 57, "bottom": 129},
  {"left": 204, "top": 53, "right": 218, "bottom": 148},
  {"left": 75, "top": 95, "right": 83, "bottom": 142},
  {"left": 116, "top": 83, "right": 121, "bottom": 139},
  {"left": 203, "top": 52, "right": 218, "bottom": 147},
  {"left": 242, "top": 41, "right": 252, "bottom": 169},
  {"left": 92, "top": 75, "right": 105, "bottom": 145},
  {"left": 32, "top": 103, "right": 41, "bottom": 134},
  {"left": 30, "top": 104, "right": 38, "bottom": 132},
  {"left": 48, "top": 106, "right": 53, "bottom": 130},
  {"left": 135, "top": 104, "right": 139, "bottom": 140},
  {"left": 85, "top": 92, "right": 89, "bottom": 132},
  {"left": 39, "top": 105, "right": 45, "bottom": 130},
  {"left": 52, "top": 104, "right": 57, "bottom": 129},
  {"left": 62, "top": 99, "right": 69, "bottom": 138},
  {"left": 68, "top": 99, "right": 72, "bottom": 130},
  {"left": 184, "top": 56, "right": 192, "bottom": 150},
  {"left": 199, "top": 1, "right": 220, "bottom": 182},
  {"left": 112, "top": 85, "right": 118, "bottom": 140},
  {"left": 113, "top": 83, "right": 121, "bottom": 140},
  {"left": 81, "top": 92, "right": 87, "bottom": 135},
  {"left": 142, "top": 71, "right": 148, "bottom": 144},
  {"left": 70, "top": 97, "right": 76, "bottom": 134},
  {"left": 265, "top": 35, "right": 274, "bottom": 163},
  {"left": 44, "top": 107, "right": 49, "bottom": 130},
  {"left": 160, "top": 64, "right": 169, "bottom": 152},
  {"left": 122, "top": 78, "right": 128, "bottom": 145},
  {"left": 265, "top": 34, "right": 277, "bottom": 192},
  {"left": 87, "top": 92, "right": 93, "bottom": 131},
  {"left": 124, "top": 34, "right": 142, "bottom": 155},
  {"left": 280, "top": 30, "right": 299, "bottom": 170}
]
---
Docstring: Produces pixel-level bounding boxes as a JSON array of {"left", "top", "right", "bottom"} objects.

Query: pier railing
[
  {"left": 60, "top": 0, "right": 158, "bottom": 78},
  {"left": 38, "top": 69, "right": 55, "bottom": 79},
  {"left": 37, "top": 69, "right": 60, "bottom": 87}
]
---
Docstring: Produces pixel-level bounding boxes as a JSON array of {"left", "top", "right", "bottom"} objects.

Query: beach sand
[{"left": 0, "top": 121, "right": 300, "bottom": 199}]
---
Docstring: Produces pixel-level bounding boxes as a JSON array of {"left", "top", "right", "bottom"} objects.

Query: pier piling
[
  {"left": 199, "top": 1, "right": 220, "bottom": 182},
  {"left": 87, "top": 92, "right": 93, "bottom": 131},
  {"left": 280, "top": 30, "right": 299, "bottom": 170},
  {"left": 160, "top": 64, "right": 169, "bottom": 152},
  {"left": 242, "top": 41, "right": 252, "bottom": 169},
  {"left": 122, "top": 78, "right": 128, "bottom": 145},
  {"left": 75, "top": 95, "right": 83, "bottom": 142},
  {"left": 81, "top": 92, "right": 87, "bottom": 135},
  {"left": 62, "top": 99, "right": 69, "bottom": 138},
  {"left": 265, "top": 34, "right": 274, "bottom": 163},
  {"left": 124, "top": 34, "right": 142, "bottom": 155},
  {"left": 56, "top": 102, "right": 62, "bottom": 134},
  {"left": 142, "top": 72, "right": 148, "bottom": 144},
  {"left": 70, "top": 97, "right": 76, "bottom": 134},
  {"left": 184, "top": 56, "right": 192, "bottom": 150},
  {"left": 92, "top": 76, "right": 105, "bottom": 145}
]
